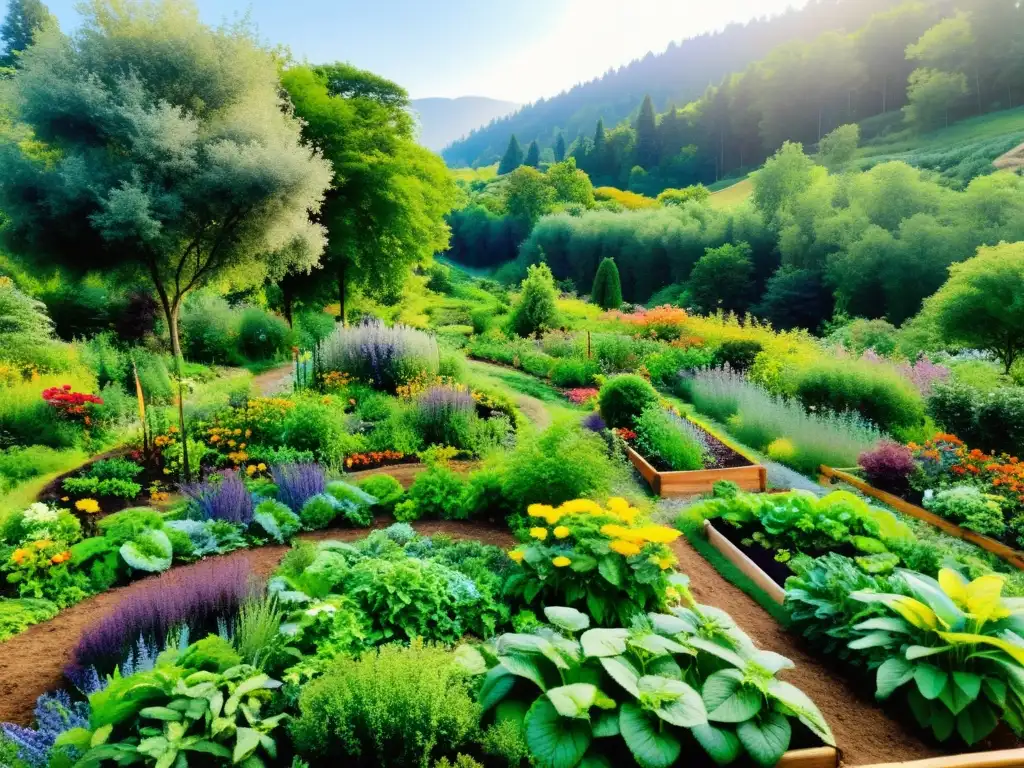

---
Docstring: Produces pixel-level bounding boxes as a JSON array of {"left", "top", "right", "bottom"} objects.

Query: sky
[{"left": 22, "top": 0, "right": 811, "bottom": 104}]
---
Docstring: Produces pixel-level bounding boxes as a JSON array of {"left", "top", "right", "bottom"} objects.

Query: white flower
[{"left": 23, "top": 503, "right": 58, "bottom": 525}]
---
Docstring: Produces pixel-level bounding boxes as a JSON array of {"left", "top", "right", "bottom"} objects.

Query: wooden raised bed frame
[
  {"left": 698, "top": 520, "right": 1024, "bottom": 768},
  {"left": 626, "top": 443, "right": 767, "bottom": 497},
  {"left": 818, "top": 466, "right": 1024, "bottom": 571}
]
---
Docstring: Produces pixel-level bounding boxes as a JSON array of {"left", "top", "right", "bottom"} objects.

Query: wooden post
[
  {"left": 587, "top": 331, "right": 592, "bottom": 360},
  {"left": 132, "top": 359, "right": 148, "bottom": 460}
]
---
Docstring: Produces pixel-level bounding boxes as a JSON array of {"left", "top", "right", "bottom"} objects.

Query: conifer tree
[
  {"left": 0, "top": 0, "right": 53, "bottom": 67},
  {"left": 591, "top": 257, "right": 623, "bottom": 310},
  {"left": 590, "top": 119, "right": 607, "bottom": 176},
  {"left": 634, "top": 94, "right": 659, "bottom": 169},
  {"left": 554, "top": 132, "right": 566, "bottom": 163},
  {"left": 524, "top": 139, "right": 540, "bottom": 167},
  {"left": 498, "top": 134, "right": 524, "bottom": 175}
]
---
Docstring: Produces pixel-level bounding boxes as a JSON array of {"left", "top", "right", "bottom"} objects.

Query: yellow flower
[
  {"left": 665, "top": 586, "right": 680, "bottom": 601},
  {"left": 609, "top": 539, "right": 641, "bottom": 557},
  {"left": 75, "top": 499, "right": 101, "bottom": 514},
  {"left": 634, "top": 526, "right": 682, "bottom": 544},
  {"left": 11, "top": 548, "right": 31, "bottom": 564},
  {"left": 529, "top": 527, "right": 548, "bottom": 541},
  {"left": 607, "top": 497, "right": 630, "bottom": 514},
  {"left": 508, "top": 550, "right": 525, "bottom": 564},
  {"left": 246, "top": 465, "right": 258, "bottom": 475},
  {"left": 650, "top": 554, "right": 676, "bottom": 570},
  {"left": 617, "top": 507, "right": 641, "bottom": 525},
  {"left": 552, "top": 556, "right": 572, "bottom": 568},
  {"left": 528, "top": 504, "right": 562, "bottom": 524},
  {"left": 558, "top": 499, "right": 605, "bottom": 516},
  {"left": 34, "top": 539, "right": 52, "bottom": 550},
  {"left": 600, "top": 524, "right": 643, "bottom": 543},
  {"left": 60, "top": 496, "right": 69, "bottom": 502},
  {"left": 257, "top": 463, "right": 267, "bottom": 472},
  {"left": 553, "top": 526, "right": 570, "bottom": 539}
]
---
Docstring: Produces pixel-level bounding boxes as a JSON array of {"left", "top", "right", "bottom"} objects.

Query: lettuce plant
[
  {"left": 120, "top": 529, "right": 173, "bottom": 573},
  {"left": 458, "top": 599, "right": 834, "bottom": 768},
  {"left": 850, "top": 568, "right": 1024, "bottom": 745},
  {"left": 252, "top": 499, "right": 301, "bottom": 544}
]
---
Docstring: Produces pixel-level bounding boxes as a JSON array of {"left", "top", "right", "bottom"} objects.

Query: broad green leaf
[
  {"left": 599, "top": 656, "right": 640, "bottom": 698},
  {"left": 692, "top": 723, "right": 742, "bottom": 766},
  {"left": 907, "top": 686, "right": 932, "bottom": 728},
  {"left": 495, "top": 699, "right": 530, "bottom": 727},
  {"left": 544, "top": 607, "right": 591, "bottom": 633},
  {"left": 479, "top": 666, "right": 517, "bottom": 712},
  {"left": 579, "top": 753, "right": 612, "bottom": 768},
  {"left": 90, "top": 724, "right": 114, "bottom": 748},
  {"left": 619, "top": 701, "right": 681, "bottom": 768},
  {"left": 765, "top": 680, "right": 835, "bottom": 746},
  {"left": 186, "top": 740, "right": 231, "bottom": 757},
  {"left": 525, "top": 697, "right": 592, "bottom": 768},
  {"left": 914, "top": 664, "right": 948, "bottom": 700},
  {"left": 638, "top": 675, "right": 706, "bottom": 728},
  {"left": 937, "top": 631, "right": 1024, "bottom": 665},
  {"left": 750, "top": 651, "right": 793, "bottom": 675},
  {"left": 703, "top": 670, "right": 762, "bottom": 723},
  {"left": 855, "top": 617, "right": 913, "bottom": 634},
  {"left": 592, "top": 710, "right": 620, "bottom": 738},
  {"left": 233, "top": 727, "right": 261, "bottom": 764},
  {"left": 983, "top": 678, "right": 1007, "bottom": 708},
  {"left": 501, "top": 654, "right": 549, "bottom": 692},
  {"left": 569, "top": 554, "right": 598, "bottom": 573},
  {"left": 952, "top": 671, "right": 982, "bottom": 700},
  {"left": 906, "top": 645, "right": 953, "bottom": 660},
  {"left": 687, "top": 637, "right": 745, "bottom": 668},
  {"left": 876, "top": 658, "right": 914, "bottom": 700},
  {"left": 931, "top": 706, "right": 955, "bottom": 742},
  {"left": 629, "top": 633, "right": 688, "bottom": 656},
  {"left": 899, "top": 570, "right": 966, "bottom": 631},
  {"left": 498, "top": 634, "right": 570, "bottom": 670},
  {"left": 647, "top": 655, "right": 682, "bottom": 681},
  {"left": 849, "top": 631, "right": 896, "bottom": 650},
  {"left": 598, "top": 556, "right": 625, "bottom": 587},
  {"left": 938, "top": 679, "right": 975, "bottom": 715},
  {"left": 140, "top": 707, "right": 183, "bottom": 722},
  {"left": 581, "top": 629, "right": 629, "bottom": 658},
  {"left": 547, "top": 684, "right": 599, "bottom": 719},
  {"left": 736, "top": 711, "right": 791, "bottom": 768},
  {"left": 956, "top": 701, "right": 998, "bottom": 745},
  {"left": 648, "top": 613, "right": 690, "bottom": 636}
]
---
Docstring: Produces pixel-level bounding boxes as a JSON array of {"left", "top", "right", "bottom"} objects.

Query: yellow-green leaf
[
  {"left": 937, "top": 632, "right": 1024, "bottom": 665},
  {"left": 965, "top": 575, "right": 1010, "bottom": 624}
]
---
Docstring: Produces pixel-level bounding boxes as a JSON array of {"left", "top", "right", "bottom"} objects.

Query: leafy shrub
[
  {"left": 501, "top": 422, "right": 620, "bottom": 511},
  {"left": 357, "top": 474, "right": 404, "bottom": 512},
  {"left": 459, "top": 603, "right": 834, "bottom": 768},
  {"left": 858, "top": 440, "right": 917, "bottom": 493},
  {"left": 851, "top": 569, "right": 1024, "bottom": 745},
  {"left": 84, "top": 457, "right": 143, "bottom": 481},
  {"left": 181, "top": 470, "right": 253, "bottom": 524},
  {"left": 253, "top": 499, "right": 302, "bottom": 543},
  {"left": 928, "top": 381, "right": 1024, "bottom": 455},
  {"left": 0, "top": 446, "right": 79, "bottom": 492},
  {"left": 549, "top": 358, "right": 599, "bottom": 388},
  {"left": 633, "top": 407, "right": 705, "bottom": 471},
  {"left": 299, "top": 494, "right": 340, "bottom": 530},
  {"left": 0, "top": 598, "right": 59, "bottom": 642},
  {"left": 324, "top": 481, "right": 377, "bottom": 527},
  {"left": 924, "top": 486, "right": 1006, "bottom": 538},
  {"left": 598, "top": 375, "right": 659, "bottom": 429},
  {"left": 793, "top": 359, "right": 925, "bottom": 434},
  {"left": 238, "top": 306, "right": 292, "bottom": 361},
  {"left": 317, "top": 319, "right": 439, "bottom": 392},
  {"left": 291, "top": 640, "right": 479, "bottom": 767},
  {"left": 70, "top": 558, "right": 257, "bottom": 676},
  {"left": 281, "top": 396, "right": 357, "bottom": 463},
  {"left": 394, "top": 464, "right": 467, "bottom": 522},
  {"left": 510, "top": 263, "right": 560, "bottom": 338},
  {"left": 506, "top": 498, "right": 680, "bottom": 625},
  {"left": 179, "top": 292, "right": 241, "bottom": 364},
  {"left": 413, "top": 386, "right": 475, "bottom": 449},
  {"left": 97, "top": 508, "right": 164, "bottom": 545},
  {"left": 62, "top": 476, "right": 142, "bottom": 500}
]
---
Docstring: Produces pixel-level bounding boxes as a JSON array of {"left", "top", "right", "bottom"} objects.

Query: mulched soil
[{"left": 698, "top": 423, "right": 754, "bottom": 470}]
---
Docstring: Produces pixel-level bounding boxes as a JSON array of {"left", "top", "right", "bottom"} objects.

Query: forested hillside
[
  {"left": 446, "top": 0, "right": 1023, "bottom": 199},
  {"left": 443, "top": 0, "right": 928, "bottom": 167}
]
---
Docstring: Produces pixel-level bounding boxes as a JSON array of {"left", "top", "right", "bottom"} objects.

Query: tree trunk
[
  {"left": 283, "top": 289, "right": 294, "bottom": 328},
  {"left": 168, "top": 302, "right": 183, "bottom": 365},
  {"left": 337, "top": 263, "right": 347, "bottom": 326}
]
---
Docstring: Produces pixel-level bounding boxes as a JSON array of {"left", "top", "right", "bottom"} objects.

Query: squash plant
[
  {"left": 850, "top": 568, "right": 1024, "bottom": 745},
  {"left": 56, "top": 664, "right": 285, "bottom": 767},
  {"left": 457, "top": 597, "right": 834, "bottom": 768}
]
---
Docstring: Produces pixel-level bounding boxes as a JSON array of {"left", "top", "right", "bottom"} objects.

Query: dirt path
[
  {"left": 994, "top": 140, "right": 1024, "bottom": 171},
  {"left": 250, "top": 362, "right": 295, "bottom": 397},
  {"left": 0, "top": 519, "right": 512, "bottom": 727},
  {"left": 668, "top": 536, "right": 940, "bottom": 766},
  {"left": 466, "top": 359, "right": 554, "bottom": 430}
]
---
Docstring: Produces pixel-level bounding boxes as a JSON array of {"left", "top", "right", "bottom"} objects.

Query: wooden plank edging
[
  {"left": 702, "top": 519, "right": 786, "bottom": 605},
  {"left": 818, "top": 466, "right": 1024, "bottom": 571},
  {"left": 855, "top": 747, "right": 1024, "bottom": 768},
  {"left": 625, "top": 445, "right": 766, "bottom": 497},
  {"left": 777, "top": 747, "right": 840, "bottom": 768}
]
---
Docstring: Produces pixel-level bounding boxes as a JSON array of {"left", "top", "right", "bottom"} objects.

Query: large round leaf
[
  {"left": 547, "top": 684, "right": 599, "bottom": 719},
  {"left": 703, "top": 670, "right": 762, "bottom": 723},
  {"left": 581, "top": 629, "right": 629, "bottom": 658},
  {"left": 638, "top": 675, "right": 707, "bottom": 728},
  {"left": 619, "top": 701, "right": 681, "bottom": 768},
  {"left": 692, "top": 723, "right": 742, "bottom": 766},
  {"left": 736, "top": 712, "right": 792, "bottom": 768},
  {"left": 525, "top": 697, "right": 593, "bottom": 768},
  {"left": 599, "top": 656, "right": 640, "bottom": 698},
  {"left": 545, "top": 607, "right": 591, "bottom": 633}
]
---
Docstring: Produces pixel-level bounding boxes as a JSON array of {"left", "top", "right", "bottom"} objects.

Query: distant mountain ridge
[
  {"left": 441, "top": 0, "right": 909, "bottom": 167},
  {"left": 411, "top": 96, "right": 520, "bottom": 153}
]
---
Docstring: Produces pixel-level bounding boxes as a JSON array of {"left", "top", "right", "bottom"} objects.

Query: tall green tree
[
  {"left": 688, "top": 243, "right": 756, "bottom": 314},
  {"left": 546, "top": 158, "right": 594, "bottom": 208},
  {"left": 511, "top": 262, "right": 560, "bottom": 337},
  {"left": 923, "top": 242, "right": 1024, "bottom": 373},
  {"left": 281, "top": 63, "right": 457, "bottom": 323},
  {"left": 591, "top": 257, "right": 622, "bottom": 309},
  {"left": 0, "top": 0, "right": 53, "bottom": 67},
  {"left": 817, "top": 124, "right": 860, "bottom": 170},
  {"left": 590, "top": 118, "right": 607, "bottom": 176},
  {"left": 553, "top": 132, "right": 566, "bottom": 163},
  {"left": 634, "top": 94, "right": 659, "bottom": 169},
  {"left": 0, "top": 0, "right": 332, "bottom": 363},
  {"left": 751, "top": 142, "right": 822, "bottom": 229},
  {"left": 904, "top": 68, "right": 968, "bottom": 128},
  {"left": 498, "top": 134, "right": 524, "bottom": 174},
  {"left": 502, "top": 166, "right": 554, "bottom": 226},
  {"left": 524, "top": 139, "right": 540, "bottom": 168}
]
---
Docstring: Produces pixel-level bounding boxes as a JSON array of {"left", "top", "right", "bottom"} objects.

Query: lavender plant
[
  {"left": 181, "top": 470, "right": 253, "bottom": 524},
  {"left": 1, "top": 691, "right": 89, "bottom": 768},
  {"left": 69, "top": 559, "right": 257, "bottom": 676},
  {"left": 317, "top": 318, "right": 439, "bottom": 392},
  {"left": 272, "top": 463, "right": 326, "bottom": 511},
  {"left": 414, "top": 386, "right": 475, "bottom": 447}
]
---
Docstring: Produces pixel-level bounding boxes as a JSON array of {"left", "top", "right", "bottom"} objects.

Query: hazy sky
[{"left": 20, "top": 0, "right": 810, "bottom": 103}]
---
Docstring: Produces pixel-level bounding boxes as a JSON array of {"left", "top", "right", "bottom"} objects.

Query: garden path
[
  {"left": 762, "top": 458, "right": 827, "bottom": 495},
  {"left": 465, "top": 359, "right": 555, "bottom": 430},
  {"left": 251, "top": 362, "right": 294, "bottom": 396}
]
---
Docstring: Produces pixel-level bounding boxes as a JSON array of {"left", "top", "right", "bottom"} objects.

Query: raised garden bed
[
  {"left": 819, "top": 465, "right": 1024, "bottom": 571},
  {"left": 626, "top": 415, "right": 767, "bottom": 497}
]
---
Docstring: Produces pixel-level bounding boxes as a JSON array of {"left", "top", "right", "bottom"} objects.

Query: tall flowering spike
[
  {"left": 181, "top": 470, "right": 253, "bottom": 524},
  {"left": 272, "top": 463, "right": 326, "bottom": 511}
]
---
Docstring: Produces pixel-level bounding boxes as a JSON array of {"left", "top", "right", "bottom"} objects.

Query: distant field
[
  {"left": 708, "top": 178, "right": 753, "bottom": 210},
  {"left": 854, "top": 107, "right": 1024, "bottom": 187}
]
